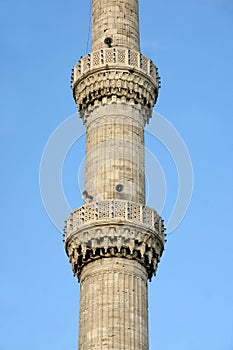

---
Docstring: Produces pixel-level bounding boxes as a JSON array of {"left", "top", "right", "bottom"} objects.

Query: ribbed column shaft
[
  {"left": 78, "top": 258, "right": 149, "bottom": 350},
  {"left": 92, "top": 0, "right": 140, "bottom": 51},
  {"left": 84, "top": 104, "right": 146, "bottom": 204}
]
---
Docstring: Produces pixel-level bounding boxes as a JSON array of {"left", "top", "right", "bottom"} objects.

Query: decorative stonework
[
  {"left": 71, "top": 48, "right": 160, "bottom": 112},
  {"left": 64, "top": 200, "right": 165, "bottom": 280},
  {"left": 79, "top": 95, "right": 153, "bottom": 128}
]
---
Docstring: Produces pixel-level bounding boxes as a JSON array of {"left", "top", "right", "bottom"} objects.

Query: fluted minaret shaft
[
  {"left": 65, "top": 1, "right": 164, "bottom": 349},
  {"left": 92, "top": 0, "right": 140, "bottom": 51},
  {"left": 78, "top": 259, "right": 149, "bottom": 350},
  {"left": 85, "top": 103, "right": 146, "bottom": 204}
]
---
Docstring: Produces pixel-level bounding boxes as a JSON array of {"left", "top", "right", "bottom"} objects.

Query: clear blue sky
[{"left": 1, "top": 0, "right": 233, "bottom": 349}]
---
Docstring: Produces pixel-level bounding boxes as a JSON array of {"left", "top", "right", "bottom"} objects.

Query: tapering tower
[{"left": 64, "top": 1, "right": 165, "bottom": 349}]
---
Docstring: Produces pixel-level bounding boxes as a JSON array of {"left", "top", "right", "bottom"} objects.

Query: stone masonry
[{"left": 64, "top": 1, "right": 165, "bottom": 349}]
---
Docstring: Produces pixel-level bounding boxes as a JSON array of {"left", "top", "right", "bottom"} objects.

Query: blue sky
[{"left": 1, "top": 0, "right": 233, "bottom": 349}]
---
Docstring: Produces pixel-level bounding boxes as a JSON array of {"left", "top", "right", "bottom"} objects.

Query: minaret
[{"left": 64, "top": 1, "right": 165, "bottom": 349}]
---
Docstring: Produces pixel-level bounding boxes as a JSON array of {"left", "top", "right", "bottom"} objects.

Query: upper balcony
[
  {"left": 71, "top": 47, "right": 160, "bottom": 89},
  {"left": 71, "top": 48, "right": 161, "bottom": 113}
]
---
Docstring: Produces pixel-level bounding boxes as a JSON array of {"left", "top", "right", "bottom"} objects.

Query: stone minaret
[{"left": 64, "top": 1, "right": 165, "bottom": 349}]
